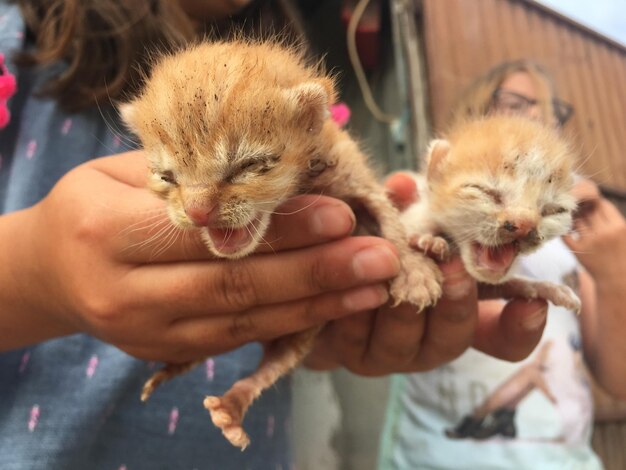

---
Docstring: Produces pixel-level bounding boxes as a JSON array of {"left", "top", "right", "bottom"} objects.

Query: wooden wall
[{"left": 419, "top": 0, "right": 626, "bottom": 192}]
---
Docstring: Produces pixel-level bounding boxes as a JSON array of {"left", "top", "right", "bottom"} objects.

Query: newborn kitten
[
  {"left": 401, "top": 115, "right": 581, "bottom": 311},
  {"left": 120, "top": 39, "right": 442, "bottom": 449}
]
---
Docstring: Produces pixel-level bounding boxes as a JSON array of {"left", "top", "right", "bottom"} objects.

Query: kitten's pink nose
[{"left": 185, "top": 204, "right": 217, "bottom": 226}]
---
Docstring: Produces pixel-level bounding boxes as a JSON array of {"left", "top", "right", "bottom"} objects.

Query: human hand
[
  {"left": 306, "top": 172, "right": 548, "bottom": 375},
  {"left": 563, "top": 178, "right": 626, "bottom": 283},
  {"left": 7, "top": 151, "right": 400, "bottom": 362}
]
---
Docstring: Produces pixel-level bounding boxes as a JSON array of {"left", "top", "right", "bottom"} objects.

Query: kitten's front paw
[
  {"left": 390, "top": 252, "right": 443, "bottom": 311},
  {"left": 503, "top": 277, "right": 581, "bottom": 313},
  {"left": 409, "top": 233, "right": 450, "bottom": 261},
  {"left": 538, "top": 283, "right": 581, "bottom": 313}
]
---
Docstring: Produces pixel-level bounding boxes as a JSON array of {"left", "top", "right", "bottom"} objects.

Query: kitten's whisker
[
  {"left": 259, "top": 193, "right": 324, "bottom": 217},
  {"left": 118, "top": 212, "right": 170, "bottom": 237},
  {"left": 247, "top": 219, "right": 276, "bottom": 254},
  {"left": 124, "top": 220, "right": 177, "bottom": 255},
  {"left": 95, "top": 92, "right": 140, "bottom": 148},
  {"left": 150, "top": 224, "right": 182, "bottom": 260}
]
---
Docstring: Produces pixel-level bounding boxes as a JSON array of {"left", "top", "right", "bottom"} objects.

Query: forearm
[
  {"left": 581, "top": 269, "right": 626, "bottom": 399},
  {"left": 0, "top": 207, "right": 76, "bottom": 351}
]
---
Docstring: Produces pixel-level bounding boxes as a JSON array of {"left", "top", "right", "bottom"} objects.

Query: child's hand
[
  {"left": 306, "top": 172, "right": 548, "bottom": 374},
  {"left": 4, "top": 151, "right": 400, "bottom": 362}
]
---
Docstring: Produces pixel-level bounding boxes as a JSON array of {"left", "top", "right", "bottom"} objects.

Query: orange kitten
[
  {"left": 120, "top": 39, "right": 443, "bottom": 449},
  {"left": 402, "top": 115, "right": 580, "bottom": 310}
]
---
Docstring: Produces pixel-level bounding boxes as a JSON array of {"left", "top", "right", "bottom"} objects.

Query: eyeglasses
[{"left": 491, "top": 89, "right": 574, "bottom": 126}]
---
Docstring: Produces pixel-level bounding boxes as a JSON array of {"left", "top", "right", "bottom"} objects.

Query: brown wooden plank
[
  {"left": 582, "top": 37, "right": 622, "bottom": 183},
  {"left": 602, "top": 46, "right": 626, "bottom": 189},
  {"left": 568, "top": 27, "right": 613, "bottom": 186},
  {"left": 550, "top": 22, "right": 598, "bottom": 178},
  {"left": 479, "top": 0, "right": 507, "bottom": 64},
  {"left": 422, "top": 0, "right": 455, "bottom": 130}
]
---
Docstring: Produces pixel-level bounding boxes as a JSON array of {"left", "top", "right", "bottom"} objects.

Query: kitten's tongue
[
  {"left": 207, "top": 226, "right": 253, "bottom": 254},
  {"left": 473, "top": 242, "right": 518, "bottom": 275}
]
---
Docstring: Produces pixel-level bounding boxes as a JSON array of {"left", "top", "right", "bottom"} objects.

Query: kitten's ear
[
  {"left": 118, "top": 102, "right": 138, "bottom": 133},
  {"left": 283, "top": 80, "right": 333, "bottom": 134},
  {"left": 426, "top": 139, "right": 451, "bottom": 180}
]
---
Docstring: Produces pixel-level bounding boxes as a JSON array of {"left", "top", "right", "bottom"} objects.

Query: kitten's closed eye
[
  {"left": 541, "top": 204, "right": 568, "bottom": 217},
  {"left": 158, "top": 170, "right": 177, "bottom": 185},
  {"left": 462, "top": 184, "right": 503, "bottom": 204},
  {"left": 227, "top": 154, "right": 280, "bottom": 182}
]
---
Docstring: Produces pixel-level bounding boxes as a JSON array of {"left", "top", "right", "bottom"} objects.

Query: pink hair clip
[{"left": 0, "top": 53, "right": 17, "bottom": 129}]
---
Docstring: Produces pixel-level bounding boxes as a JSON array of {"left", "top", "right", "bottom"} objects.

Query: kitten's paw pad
[
  {"left": 204, "top": 395, "right": 250, "bottom": 449},
  {"left": 409, "top": 234, "right": 449, "bottom": 260},
  {"left": 390, "top": 254, "right": 443, "bottom": 311}
]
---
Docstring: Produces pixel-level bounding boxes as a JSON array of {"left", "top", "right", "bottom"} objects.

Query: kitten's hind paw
[
  {"left": 204, "top": 395, "right": 251, "bottom": 450},
  {"left": 409, "top": 233, "right": 450, "bottom": 261},
  {"left": 390, "top": 252, "right": 443, "bottom": 311}
]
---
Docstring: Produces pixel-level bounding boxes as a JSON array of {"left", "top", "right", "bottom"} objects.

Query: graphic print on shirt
[{"left": 443, "top": 269, "right": 591, "bottom": 445}]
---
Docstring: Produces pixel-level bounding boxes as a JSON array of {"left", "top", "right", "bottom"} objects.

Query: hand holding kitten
[
  {"left": 308, "top": 173, "right": 549, "bottom": 376},
  {"left": 2, "top": 150, "right": 402, "bottom": 358}
]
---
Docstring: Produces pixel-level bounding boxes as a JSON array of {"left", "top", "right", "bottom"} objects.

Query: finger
[
  {"left": 571, "top": 178, "right": 601, "bottom": 202},
  {"left": 360, "top": 301, "right": 426, "bottom": 372},
  {"left": 407, "top": 257, "right": 478, "bottom": 370},
  {"left": 596, "top": 198, "right": 624, "bottom": 226},
  {"left": 384, "top": 172, "right": 418, "bottom": 211},
  {"left": 113, "top": 194, "right": 357, "bottom": 263},
  {"left": 473, "top": 298, "right": 547, "bottom": 361},
  {"left": 316, "top": 309, "right": 380, "bottom": 373},
  {"left": 89, "top": 151, "right": 152, "bottom": 188},
  {"left": 257, "top": 196, "right": 356, "bottom": 252},
  {"left": 129, "top": 236, "right": 400, "bottom": 317},
  {"left": 167, "top": 284, "right": 390, "bottom": 360}
]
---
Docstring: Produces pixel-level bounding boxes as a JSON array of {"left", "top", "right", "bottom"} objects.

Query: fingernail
[
  {"left": 522, "top": 305, "right": 548, "bottom": 331},
  {"left": 353, "top": 245, "right": 400, "bottom": 281},
  {"left": 343, "top": 285, "right": 389, "bottom": 311},
  {"left": 311, "top": 203, "right": 355, "bottom": 238}
]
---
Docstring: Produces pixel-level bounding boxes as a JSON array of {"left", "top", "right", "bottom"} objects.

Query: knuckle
[
  {"left": 227, "top": 312, "right": 257, "bottom": 343},
  {"left": 73, "top": 206, "right": 109, "bottom": 245},
  {"left": 381, "top": 342, "right": 418, "bottom": 362},
  {"left": 307, "top": 256, "right": 335, "bottom": 293},
  {"left": 433, "top": 338, "right": 469, "bottom": 362},
  {"left": 79, "top": 289, "right": 125, "bottom": 331},
  {"left": 218, "top": 262, "right": 259, "bottom": 310}
]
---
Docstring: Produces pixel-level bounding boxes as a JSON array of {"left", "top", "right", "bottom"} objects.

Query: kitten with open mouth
[{"left": 401, "top": 115, "right": 581, "bottom": 311}]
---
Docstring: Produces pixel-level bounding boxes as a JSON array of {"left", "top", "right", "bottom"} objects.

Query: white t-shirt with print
[{"left": 379, "top": 238, "right": 603, "bottom": 470}]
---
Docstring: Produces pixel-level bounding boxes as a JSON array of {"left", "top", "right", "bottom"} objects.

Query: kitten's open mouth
[
  {"left": 471, "top": 241, "right": 519, "bottom": 279},
  {"left": 206, "top": 217, "right": 262, "bottom": 254}
]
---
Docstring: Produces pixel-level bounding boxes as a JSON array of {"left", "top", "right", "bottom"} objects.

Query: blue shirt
[{"left": 0, "top": 4, "right": 291, "bottom": 469}]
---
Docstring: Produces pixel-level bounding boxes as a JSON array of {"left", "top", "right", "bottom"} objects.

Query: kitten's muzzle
[
  {"left": 185, "top": 203, "right": 218, "bottom": 227},
  {"left": 499, "top": 218, "right": 539, "bottom": 245}
]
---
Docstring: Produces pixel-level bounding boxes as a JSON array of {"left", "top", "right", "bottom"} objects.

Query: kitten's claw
[
  {"left": 390, "top": 252, "right": 443, "bottom": 311},
  {"left": 204, "top": 395, "right": 250, "bottom": 450},
  {"left": 409, "top": 233, "right": 450, "bottom": 261}
]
